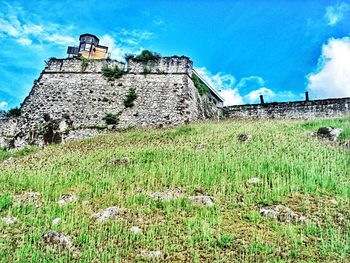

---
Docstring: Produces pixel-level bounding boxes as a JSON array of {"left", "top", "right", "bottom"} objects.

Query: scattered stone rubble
[
  {"left": 58, "top": 194, "right": 78, "bottom": 206},
  {"left": 247, "top": 177, "right": 260, "bottom": 185},
  {"left": 237, "top": 133, "right": 252, "bottom": 142},
  {"left": 110, "top": 157, "right": 130, "bottom": 166},
  {"left": 91, "top": 206, "right": 120, "bottom": 223},
  {"left": 13, "top": 191, "right": 42, "bottom": 207},
  {"left": 188, "top": 195, "right": 214, "bottom": 207},
  {"left": 140, "top": 250, "right": 162, "bottom": 260},
  {"left": 52, "top": 218, "right": 62, "bottom": 226},
  {"left": 130, "top": 226, "right": 142, "bottom": 234},
  {"left": 42, "top": 230, "right": 73, "bottom": 252},
  {"left": 147, "top": 188, "right": 184, "bottom": 201},
  {"left": 0, "top": 217, "right": 18, "bottom": 225},
  {"left": 316, "top": 127, "right": 342, "bottom": 142},
  {"left": 260, "top": 205, "right": 307, "bottom": 224}
]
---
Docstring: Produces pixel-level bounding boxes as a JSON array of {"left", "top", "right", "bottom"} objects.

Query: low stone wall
[
  {"left": 223, "top": 97, "right": 350, "bottom": 119},
  {"left": 0, "top": 118, "right": 18, "bottom": 148}
]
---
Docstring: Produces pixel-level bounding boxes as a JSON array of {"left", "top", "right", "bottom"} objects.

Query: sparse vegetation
[
  {"left": 81, "top": 58, "right": 89, "bottom": 72},
  {"left": 124, "top": 88, "right": 138, "bottom": 108},
  {"left": 102, "top": 66, "right": 124, "bottom": 81},
  {"left": 192, "top": 73, "right": 209, "bottom": 95},
  {"left": 102, "top": 113, "right": 119, "bottom": 125},
  {"left": 0, "top": 117, "right": 349, "bottom": 261},
  {"left": 133, "top": 50, "right": 161, "bottom": 63}
]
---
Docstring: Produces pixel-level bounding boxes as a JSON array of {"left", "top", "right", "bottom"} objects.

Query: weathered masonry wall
[
  {"left": 223, "top": 98, "right": 350, "bottom": 119},
  {"left": 1, "top": 57, "right": 220, "bottom": 148}
]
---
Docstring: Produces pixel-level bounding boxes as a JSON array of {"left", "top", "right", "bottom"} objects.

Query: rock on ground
[
  {"left": 260, "top": 205, "right": 307, "bottom": 224},
  {"left": 140, "top": 250, "right": 162, "bottom": 260},
  {"left": 148, "top": 188, "right": 183, "bottom": 201},
  {"left": 237, "top": 133, "right": 252, "bottom": 142},
  {"left": 42, "top": 230, "right": 72, "bottom": 250},
  {"left": 58, "top": 194, "right": 78, "bottom": 206},
  {"left": 188, "top": 195, "right": 214, "bottom": 207},
  {"left": 0, "top": 217, "right": 18, "bottom": 225},
  {"left": 317, "top": 127, "right": 342, "bottom": 142},
  {"left": 13, "top": 191, "right": 42, "bottom": 207},
  {"left": 111, "top": 157, "right": 130, "bottom": 165},
  {"left": 52, "top": 218, "right": 62, "bottom": 226},
  {"left": 91, "top": 206, "right": 120, "bottom": 223},
  {"left": 130, "top": 226, "right": 142, "bottom": 234},
  {"left": 247, "top": 177, "right": 260, "bottom": 185}
]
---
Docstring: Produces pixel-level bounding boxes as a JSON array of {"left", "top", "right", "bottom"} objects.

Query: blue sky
[{"left": 0, "top": 0, "right": 350, "bottom": 109}]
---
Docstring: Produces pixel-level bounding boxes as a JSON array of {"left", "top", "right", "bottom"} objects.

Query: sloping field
[{"left": 1, "top": 117, "right": 349, "bottom": 262}]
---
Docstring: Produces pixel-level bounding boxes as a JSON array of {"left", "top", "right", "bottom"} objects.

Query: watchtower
[{"left": 67, "top": 33, "right": 109, "bottom": 59}]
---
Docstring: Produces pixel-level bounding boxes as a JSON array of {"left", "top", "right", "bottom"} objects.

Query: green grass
[
  {"left": 0, "top": 117, "right": 349, "bottom": 262},
  {"left": 0, "top": 146, "right": 38, "bottom": 161}
]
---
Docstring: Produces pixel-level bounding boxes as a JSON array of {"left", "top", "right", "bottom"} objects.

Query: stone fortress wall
[
  {"left": 0, "top": 57, "right": 221, "bottom": 148},
  {"left": 223, "top": 97, "right": 350, "bottom": 119},
  {"left": 1, "top": 55, "right": 349, "bottom": 149}
]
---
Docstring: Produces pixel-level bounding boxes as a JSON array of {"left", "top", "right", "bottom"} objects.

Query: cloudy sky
[{"left": 0, "top": 0, "right": 350, "bottom": 109}]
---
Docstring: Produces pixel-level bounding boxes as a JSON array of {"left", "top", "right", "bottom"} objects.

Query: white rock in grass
[
  {"left": 148, "top": 188, "right": 183, "bottom": 201},
  {"left": 0, "top": 217, "right": 18, "bottom": 225},
  {"left": 91, "top": 206, "right": 120, "bottom": 223},
  {"left": 42, "top": 230, "right": 72, "bottom": 249},
  {"left": 52, "top": 218, "right": 62, "bottom": 226},
  {"left": 58, "top": 194, "right": 78, "bottom": 206},
  {"left": 247, "top": 177, "right": 260, "bottom": 185},
  {"left": 14, "top": 191, "right": 42, "bottom": 207},
  {"left": 260, "top": 205, "right": 307, "bottom": 224},
  {"left": 141, "top": 250, "right": 161, "bottom": 259},
  {"left": 188, "top": 195, "right": 214, "bottom": 207},
  {"left": 130, "top": 226, "right": 142, "bottom": 234},
  {"left": 316, "top": 127, "right": 342, "bottom": 142}
]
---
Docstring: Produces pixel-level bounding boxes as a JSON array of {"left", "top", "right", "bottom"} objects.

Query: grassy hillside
[{"left": 0, "top": 117, "right": 349, "bottom": 262}]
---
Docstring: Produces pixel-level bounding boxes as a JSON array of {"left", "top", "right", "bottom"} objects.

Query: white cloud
[
  {"left": 235, "top": 76, "right": 265, "bottom": 89},
  {"left": 0, "top": 6, "right": 75, "bottom": 47},
  {"left": 16, "top": 37, "right": 32, "bottom": 46},
  {"left": 118, "top": 29, "right": 154, "bottom": 46},
  {"left": 307, "top": 37, "right": 350, "bottom": 99},
  {"left": 245, "top": 87, "right": 274, "bottom": 104},
  {"left": 194, "top": 67, "right": 243, "bottom": 105},
  {"left": 0, "top": 101, "right": 8, "bottom": 108},
  {"left": 325, "top": 2, "right": 350, "bottom": 26}
]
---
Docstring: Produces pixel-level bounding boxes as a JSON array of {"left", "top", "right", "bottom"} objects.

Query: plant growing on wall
[
  {"left": 102, "top": 66, "right": 124, "bottom": 81},
  {"left": 81, "top": 58, "right": 89, "bottom": 72},
  {"left": 124, "top": 88, "right": 138, "bottom": 108},
  {"left": 192, "top": 74, "right": 209, "bottom": 96},
  {"left": 133, "top": 50, "right": 161, "bottom": 63},
  {"left": 7, "top": 107, "right": 21, "bottom": 118},
  {"left": 103, "top": 113, "right": 119, "bottom": 125}
]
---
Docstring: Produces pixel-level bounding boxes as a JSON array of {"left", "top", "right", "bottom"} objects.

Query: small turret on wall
[{"left": 67, "top": 33, "right": 109, "bottom": 59}]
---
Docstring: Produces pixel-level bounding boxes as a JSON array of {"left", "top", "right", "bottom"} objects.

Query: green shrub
[
  {"left": 102, "top": 66, "right": 124, "bottom": 81},
  {"left": 7, "top": 107, "right": 21, "bottom": 118},
  {"left": 192, "top": 74, "right": 209, "bottom": 96},
  {"left": 103, "top": 113, "right": 119, "bottom": 125},
  {"left": 124, "top": 88, "right": 138, "bottom": 108},
  {"left": 81, "top": 58, "right": 89, "bottom": 72},
  {"left": 133, "top": 50, "right": 161, "bottom": 63}
]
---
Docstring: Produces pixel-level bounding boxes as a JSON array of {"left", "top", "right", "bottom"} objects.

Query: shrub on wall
[
  {"left": 81, "top": 58, "right": 89, "bottom": 72},
  {"left": 7, "top": 107, "right": 21, "bottom": 118},
  {"left": 124, "top": 88, "right": 138, "bottom": 108},
  {"left": 192, "top": 74, "right": 209, "bottom": 96},
  {"left": 102, "top": 66, "right": 124, "bottom": 81},
  {"left": 103, "top": 113, "right": 119, "bottom": 125},
  {"left": 133, "top": 50, "right": 161, "bottom": 63}
]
